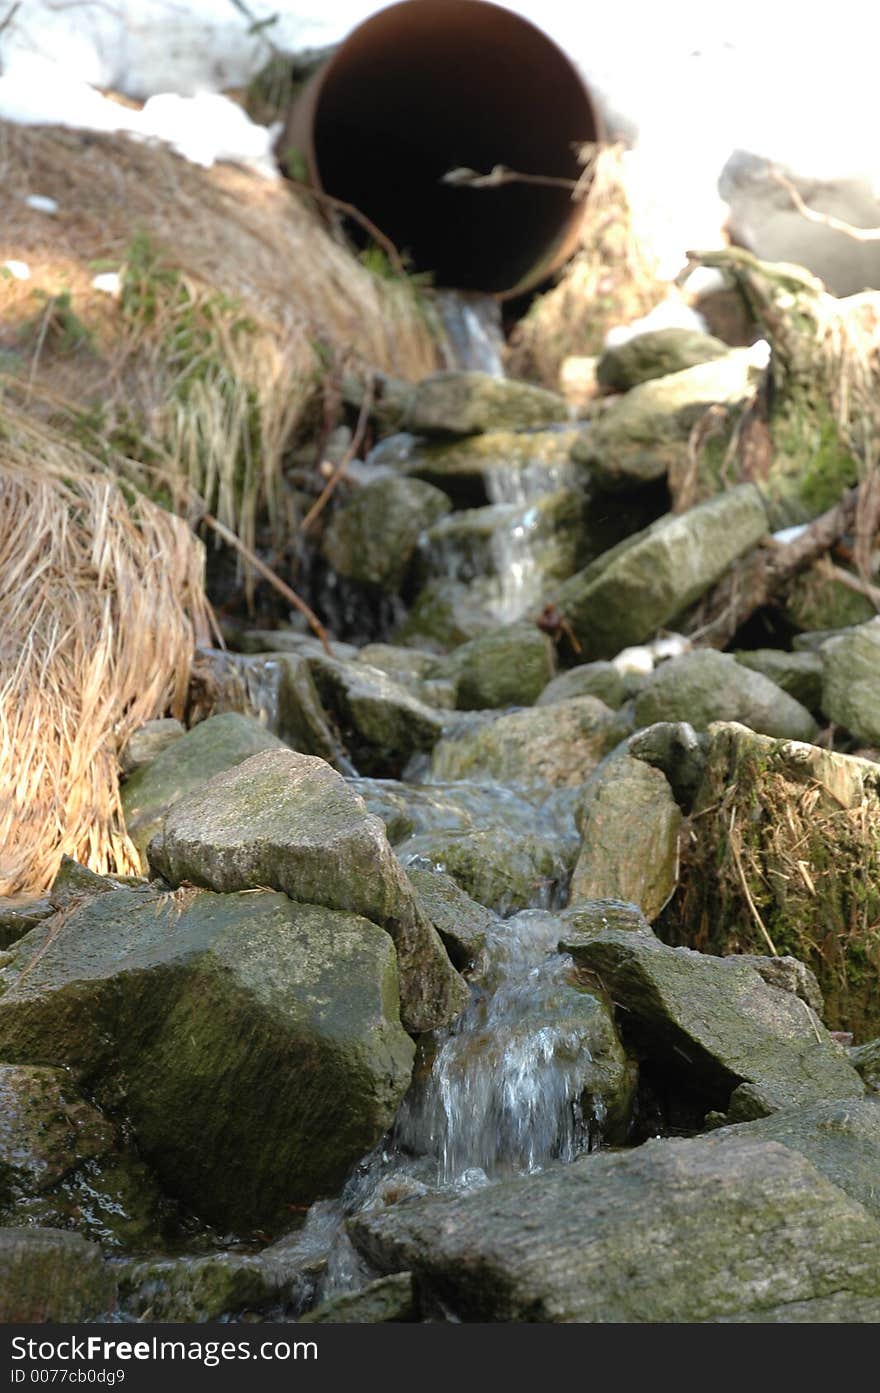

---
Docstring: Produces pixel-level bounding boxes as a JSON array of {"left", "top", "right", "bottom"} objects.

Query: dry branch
[
  {"left": 771, "top": 167, "right": 880, "bottom": 243},
  {"left": 688, "top": 481, "right": 866, "bottom": 647}
]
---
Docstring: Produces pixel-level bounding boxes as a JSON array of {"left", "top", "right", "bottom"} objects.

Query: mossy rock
[
  {"left": 850, "top": 1038, "right": 880, "bottom": 1093},
  {"left": 306, "top": 654, "right": 443, "bottom": 777},
  {"left": 431, "top": 697, "right": 630, "bottom": 790},
  {"left": 733, "top": 648, "right": 824, "bottom": 714},
  {"left": 121, "top": 711, "right": 285, "bottom": 867},
  {"left": 709, "top": 1098, "right": 880, "bottom": 1220},
  {"left": 120, "top": 718, "right": 185, "bottom": 774},
  {"left": 185, "top": 649, "right": 347, "bottom": 767},
  {"left": 821, "top": 621, "right": 880, "bottom": 744},
  {"left": 782, "top": 560, "right": 877, "bottom": 634},
  {"left": 569, "top": 751, "right": 682, "bottom": 922},
  {"left": 147, "top": 748, "right": 468, "bottom": 1035},
  {"left": 398, "top": 825, "right": 570, "bottom": 916},
  {"left": 349, "top": 1134, "right": 880, "bottom": 1321},
  {"left": 562, "top": 925, "right": 864, "bottom": 1117},
  {"left": 633, "top": 649, "right": 818, "bottom": 740},
  {"left": 404, "top": 371, "right": 569, "bottom": 437},
  {"left": 596, "top": 327, "right": 730, "bottom": 392},
  {"left": 0, "top": 897, "right": 52, "bottom": 950},
  {"left": 355, "top": 645, "right": 456, "bottom": 709},
  {"left": 0, "top": 1065, "right": 171, "bottom": 1252},
  {"left": 119, "top": 1241, "right": 324, "bottom": 1322},
  {"left": 300, "top": 1271, "right": 417, "bottom": 1323},
  {"left": 439, "top": 622, "right": 557, "bottom": 710},
  {"left": 537, "top": 661, "right": 627, "bottom": 709},
  {"left": 554, "top": 485, "right": 768, "bottom": 660},
  {"left": 0, "top": 1228, "right": 116, "bottom": 1322},
  {"left": 0, "top": 887, "right": 415, "bottom": 1233},
  {"left": 306, "top": 649, "right": 442, "bottom": 774},
  {"left": 575, "top": 349, "right": 758, "bottom": 489},
  {"left": 321, "top": 476, "right": 451, "bottom": 593},
  {"left": 405, "top": 867, "right": 496, "bottom": 971},
  {"left": 394, "top": 576, "right": 501, "bottom": 653},
  {"left": 668, "top": 721, "right": 880, "bottom": 1037}
]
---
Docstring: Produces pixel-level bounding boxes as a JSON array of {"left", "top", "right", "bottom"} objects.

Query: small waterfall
[
  {"left": 396, "top": 911, "right": 605, "bottom": 1184},
  {"left": 484, "top": 454, "right": 575, "bottom": 623},
  {"left": 434, "top": 290, "right": 506, "bottom": 378},
  {"left": 308, "top": 908, "right": 609, "bottom": 1304}
]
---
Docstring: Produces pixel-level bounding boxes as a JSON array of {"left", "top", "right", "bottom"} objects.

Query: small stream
[
  {"left": 300, "top": 903, "right": 609, "bottom": 1308},
  {"left": 225, "top": 295, "right": 605, "bottom": 1314}
]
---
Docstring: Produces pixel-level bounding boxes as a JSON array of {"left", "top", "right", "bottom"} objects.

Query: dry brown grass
[
  {"left": 505, "top": 143, "right": 666, "bottom": 389},
  {"left": 0, "top": 390, "right": 214, "bottom": 897},
  {"left": 0, "top": 121, "right": 445, "bottom": 552},
  {"left": 668, "top": 728, "right": 880, "bottom": 1036}
]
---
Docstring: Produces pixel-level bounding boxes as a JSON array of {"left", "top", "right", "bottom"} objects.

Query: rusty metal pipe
[{"left": 281, "top": 0, "right": 601, "bottom": 297}]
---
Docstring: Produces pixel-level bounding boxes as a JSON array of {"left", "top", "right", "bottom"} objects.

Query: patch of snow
[
  {"left": 24, "top": 194, "right": 58, "bottom": 214},
  {"left": 2, "top": 2, "right": 880, "bottom": 283},
  {"left": 612, "top": 645, "right": 655, "bottom": 678},
  {"left": 91, "top": 272, "right": 121, "bottom": 295},
  {"left": 679, "top": 266, "right": 727, "bottom": 300},
  {"left": 2, "top": 261, "right": 31, "bottom": 280},
  {"left": 0, "top": 53, "right": 281, "bottom": 179},
  {"left": 137, "top": 92, "right": 281, "bottom": 176},
  {"left": 772, "top": 525, "right": 810, "bottom": 547},
  {"left": 604, "top": 299, "right": 708, "bottom": 350},
  {"left": 613, "top": 632, "right": 692, "bottom": 676},
  {"left": 650, "top": 633, "right": 691, "bottom": 663}
]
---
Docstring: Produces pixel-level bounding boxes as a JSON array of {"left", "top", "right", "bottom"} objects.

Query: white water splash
[
  {"left": 484, "top": 453, "right": 575, "bottom": 622},
  {"left": 396, "top": 911, "right": 607, "bottom": 1184},
  {"left": 435, "top": 291, "right": 506, "bottom": 378}
]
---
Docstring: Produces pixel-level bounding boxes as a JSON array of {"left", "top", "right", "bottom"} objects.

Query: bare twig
[
  {"left": 729, "top": 808, "right": 778, "bottom": 957},
  {"left": 771, "top": 166, "right": 880, "bottom": 243},
  {"left": 0, "top": 1, "right": 22, "bottom": 38},
  {"left": 818, "top": 556, "right": 880, "bottom": 611},
  {"left": 227, "top": 0, "right": 281, "bottom": 53},
  {"left": 200, "top": 511, "right": 333, "bottom": 655},
  {"left": 688, "top": 484, "right": 863, "bottom": 647},
  {"left": 300, "top": 380, "right": 374, "bottom": 534},
  {"left": 442, "top": 164, "right": 583, "bottom": 196},
  {"left": 800, "top": 996, "right": 823, "bottom": 1044},
  {"left": 284, "top": 178, "right": 408, "bottom": 278}
]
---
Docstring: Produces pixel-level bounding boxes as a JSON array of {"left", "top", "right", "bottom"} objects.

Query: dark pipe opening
[{"left": 287, "top": 0, "right": 600, "bottom": 297}]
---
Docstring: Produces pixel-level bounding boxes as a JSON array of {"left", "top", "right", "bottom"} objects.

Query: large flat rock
[
  {"left": 148, "top": 749, "right": 468, "bottom": 1034},
  {"left": 0, "top": 887, "right": 415, "bottom": 1232},
  {"left": 350, "top": 1133, "right": 880, "bottom": 1321},
  {"left": 121, "top": 711, "right": 285, "bottom": 866},
  {"left": 431, "top": 698, "right": 629, "bottom": 790},
  {"left": 0, "top": 1227, "right": 116, "bottom": 1322},
  {"left": 554, "top": 484, "right": 768, "bottom": 659},
  {"left": 562, "top": 927, "right": 864, "bottom": 1120}
]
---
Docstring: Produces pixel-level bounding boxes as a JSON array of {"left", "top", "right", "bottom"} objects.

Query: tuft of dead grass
[
  {"left": 0, "top": 122, "right": 445, "bottom": 555},
  {"left": 505, "top": 143, "right": 666, "bottom": 389},
  {"left": 669, "top": 728, "right": 880, "bottom": 1036},
  {"left": 0, "top": 390, "right": 213, "bottom": 897}
]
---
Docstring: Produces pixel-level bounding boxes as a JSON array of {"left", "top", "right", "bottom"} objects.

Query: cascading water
[
  {"left": 434, "top": 291, "right": 507, "bottom": 378},
  {"left": 484, "top": 452, "right": 576, "bottom": 622},
  {"left": 307, "top": 904, "right": 628, "bottom": 1306},
  {"left": 395, "top": 910, "right": 608, "bottom": 1182}
]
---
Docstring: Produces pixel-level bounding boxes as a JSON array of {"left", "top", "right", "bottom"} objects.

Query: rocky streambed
[{"left": 3, "top": 256, "right": 880, "bottom": 1323}]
